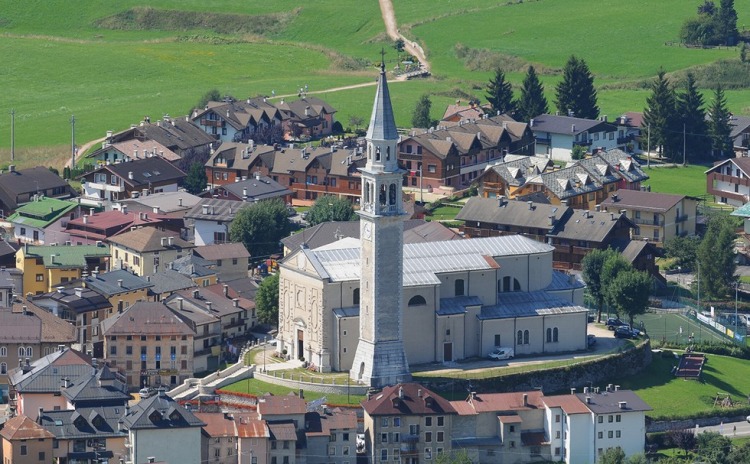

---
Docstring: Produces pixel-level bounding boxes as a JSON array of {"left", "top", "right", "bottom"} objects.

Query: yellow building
[
  {"left": 16, "top": 243, "right": 110, "bottom": 295},
  {"left": 108, "top": 227, "right": 194, "bottom": 276},
  {"left": 80, "top": 269, "right": 152, "bottom": 316}
]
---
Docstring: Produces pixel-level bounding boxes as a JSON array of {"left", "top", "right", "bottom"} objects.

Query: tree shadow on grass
[{"left": 699, "top": 365, "right": 745, "bottom": 398}]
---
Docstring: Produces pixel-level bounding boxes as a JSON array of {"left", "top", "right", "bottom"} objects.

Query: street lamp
[{"left": 735, "top": 282, "right": 740, "bottom": 343}]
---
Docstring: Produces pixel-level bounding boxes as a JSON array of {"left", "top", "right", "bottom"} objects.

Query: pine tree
[
  {"left": 676, "top": 73, "right": 709, "bottom": 161},
  {"left": 642, "top": 70, "right": 679, "bottom": 159},
  {"left": 485, "top": 68, "right": 515, "bottom": 116},
  {"left": 555, "top": 55, "right": 599, "bottom": 120},
  {"left": 707, "top": 85, "right": 733, "bottom": 157},
  {"left": 411, "top": 94, "right": 433, "bottom": 128},
  {"left": 717, "top": 0, "right": 738, "bottom": 45},
  {"left": 516, "top": 66, "right": 548, "bottom": 122}
]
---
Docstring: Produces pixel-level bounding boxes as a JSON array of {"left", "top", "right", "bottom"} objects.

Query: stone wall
[{"left": 254, "top": 371, "right": 370, "bottom": 396}]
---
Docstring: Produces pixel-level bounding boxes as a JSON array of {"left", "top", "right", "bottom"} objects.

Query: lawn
[
  {"left": 614, "top": 352, "right": 750, "bottom": 420},
  {"left": 635, "top": 312, "right": 731, "bottom": 346},
  {"left": 641, "top": 164, "right": 712, "bottom": 198},
  {"left": 3, "top": 0, "right": 750, "bottom": 167},
  {"left": 221, "top": 377, "right": 365, "bottom": 406}
]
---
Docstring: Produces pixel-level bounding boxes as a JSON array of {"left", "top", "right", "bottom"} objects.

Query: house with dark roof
[
  {"left": 276, "top": 96, "right": 337, "bottom": 140},
  {"left": 86, "top": 138, "right": 181, "bottom": 165},
  {"left": 0, "top": 166, "right": 75, "bottom": 215},
  {"left": 596, "top": 149, "right": 649, "bottom": 191},
  {"left": 163, "top": 290, "right": 222, "bottom": 373},
  {"left": 147, "top": 270, "right": 198, "bottom": 302},
  {"left": 170, "top": 254, "right": 218, "bottom": 287},
  {"left": 101, "top": 302, "right": 195, "bottom": 389},
  {"left": 529, "top": 114, "right": 620, "bottom": 162},
  {"left": 120, "top": 388, "right": 205, "bottom": 464},
  {"left": 184, "top": 199, "right": 253, "bottom": 246},
  {"left": 16, "top": 243, "right": 111, "bottom": 295},
  {"left": 0, "top": 414, "right": 55, "bottom": 464},
  {"left": 193, "top": 242, "right": 252, "bottom": 282},
  {"left": 7, "top": 347, "right": 90, "bottom": 418},
  {"left": 205, "top": 141, "right": 278, "bottom": 186},
  {"left": 191, "top": 97, "right": 283, "bottom": 143},
  {"left": 80, "top": 156, "right": 186, "bottom": 208},
  {"left": 119, "top": 190, "right": 202, "bottom": 220},
  {"left": 205, "top": 173, "right": 292, "bottom": 205},
  {"left": 59, "top": 207, "right": 178, "bottom": 245},
  {"left": 104, "top": 115, "right": 216, "bottom": 158},
  {"left": 74, "top": 268, "right": 152, "bottom": 314},
  {"left": 0, "top": 302, "right": 76, "bottom": 401},
  {"left": 7, "top": 196, "right": 79, "bottom": 245},
  {"left": 705, "top": 156, "right": 750, "bottom": 207},
  {"left": 108, "top": 227, "right": 193, "bottom": 276},
  {"left": 601, "top": 189, "right": 698, "bottom": 246},
  {"left": 304, "top": 407, "right": 358, "bottom": 464},
  {"left": 362, "top": 383, "right": 458, "bottom": 463},
  {"left": 613, "top": 112, "right": 643, "bottom": 153}
]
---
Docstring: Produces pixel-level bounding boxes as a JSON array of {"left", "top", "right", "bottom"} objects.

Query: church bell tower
[{"left": 349, "top": 56, "right": 411, "bottom": 388}]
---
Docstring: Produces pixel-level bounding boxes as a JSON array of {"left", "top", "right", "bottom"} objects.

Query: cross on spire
[{"left": 380, "top": 48, "right": 386, "bottom": 71}]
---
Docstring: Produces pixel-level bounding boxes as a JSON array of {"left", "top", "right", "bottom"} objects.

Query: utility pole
[
  {"left": 647, "top": 124, "right": 651, "bottom": 168},
  {"left": 10, "top": 109, "right": 15, "bottom": 162},
  {"left": 683, "top": 123, "right": 687, "bottom": 166},
  {"left": 70, "top": 114, "right": 76, "bottom": 168}
]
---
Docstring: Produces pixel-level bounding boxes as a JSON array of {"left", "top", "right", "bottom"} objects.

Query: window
[
  {"left": 494, "top": 334, "right": 501, "bottom": 346},
  {"left": 20, "top": 227, "right": 26, "bottom": 236},
  {"left": 36, "top": 274, "right": 44, "bottom": 282},
  {"left": 0, "top": 346, "right": 5, "bottom": 357},
  {"left": 381, "top": 433, "right": 388, "bottom": 443},
  {"left": 126, "top": 346, "right": 133, "bottom": 355},
  {"left": 425, "top": 417, "right": 432, "bottom": 427},
  {"left": 608, "top": 415, "right": 613, "bottom": 423},
  {"left": 25, "top": 347, "right": 32, "bottom": 357},
  {"left": 524, "top": 330, "right": 529, "bottom": 344},
  {"left": 547, "top": 328, "right": 552, "bottom": 343},
  {"left": 598, "top": 431, "right": 603, "bottom": 439},
  {"left": 555, "top": 431, "right": 561, "bottom": 439},
  {"left": 555, "top": 447, "right": 561, "bottom": 456},
  {"left": 381, "top": 417, "right": 389, "bottom": 427},
  {"left": 20, "top": 445, "right": 27, "bottom": 455},
  {"left": 608, "top": 431, "right": 613, "bottom": 438},
  {"left": 437, "top": 416, "right": 444, "bottom": 427},
  {"left": 329, "top": 446, "right": 336, "bottom": 456},
  {"left": 343, "top": 433, "right": 350, "bottom": 441},
  {"left": 517, "top": 330, "right": 523, "bottom": 345},
  {"left": 555, "top": 414, "right": 561, "bottom": 423},
  {"left": 232, "top": 258, "right": 238, "bottom": 265},
  {"left": 53, "top": 440, "right": 59, "bottom": 449},
  {"left": 454, "top": 279, "right": 465, "bottom": 296},
  {"left": 425, "top": 448, "right": 432, "bottom": 460},
  {"left": 425, "top": 432, "right": 432, "bottom": 443},
  {"left": 616, "top": 430, "right": 621, "bottom": 438},
  {"left": 408, "top": 295, "right": 426, "bottom": 306},
  {"left": 353, "top": 288, "right": 360, "bottom": 305},
  {"left": 133, "top": 256, "right": 140, "bottom": 266},
  {"left": 0, "top": 363, "right": 6, "bottom": 374},
  {"left": 598, "top": 416, "right": 603, "bottom": 424},
  {"left": 215, "top": 448, "right": 221, "bottom": 457},
  {"left": 381, "top": 449, "right": 388, "bottom": 461},
  {"left": 509, "top": 425, "right": 515, "bottom": 433},
  {"left": 393, "top": 418, "right": 400, "bottom": 427},
  {"left": 427, "top": 164, "right": 436, "bottom": 173},
  {"left": 110, "top": 346, "right": 117, "bottom": 355},
  {"left": 616, "top": 414, "right": 621, "bottom": 422},
  {"left": 437, "top": 432, "right": 444, "bottom": 442}
]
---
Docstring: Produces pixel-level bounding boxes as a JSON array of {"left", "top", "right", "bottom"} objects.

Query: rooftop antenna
[
  {"left": 10, "top": 109, "right": 14, "bottom": 162},
  {"left": 70, "top": 114, "right": 76, "bottom": 167}
]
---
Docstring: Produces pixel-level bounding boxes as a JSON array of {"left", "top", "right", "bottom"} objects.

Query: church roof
[
  {"left": 299, "top": 235, "right": 553, "bottom": 286},
  {"left": 366, "top": 64, "right": 398, "bottom": 141}
]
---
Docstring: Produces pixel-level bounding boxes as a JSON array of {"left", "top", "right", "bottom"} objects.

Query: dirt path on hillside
[
  {"left": 378, "top": 0, "right": 430, "bottom": 73},
  {"left": 66, "top": 137, "right": 105, "bottom": 169}
]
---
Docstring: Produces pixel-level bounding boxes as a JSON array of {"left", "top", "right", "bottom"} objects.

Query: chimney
[
  {"left": 529, "top": 119, "right": 534, "bottom": 127},
  {"left": 83, "top": 215, "right": 88, "bottom": 225},
  {"left": 522, "top": 393, "right": 528, "bottom": 406},
  {"left": 612, "top": 193, "right": 618, "bottom": 202},
  {"left": 586, "top": 396, "right": 591, "bottom": 404},
  {"left": 193, "top": 289, "right": 199, "bottom": 299},
  {"left": 167, "top": 237, "right": 174, "bottom": 246},
  {"left": 128, "top": 171, "right": 134, "bottom": 180},
  {"left": 206, "top": 301, "right": 212, "bottom": 311},
  {"left": 75, "top": 288, "right": 83, "bottom": 298},
  {"left": 223, "top": 284, "right": 229, "bottom": 298},
  {"left": 178, "top": 198, "right": 183, "bottom": 207},
  {"left": 471, "top": 391, "right": 477, "bottom": 400},
  {"left": 22, "top": 305, "right": 27, "bottom": 315},
  {"left": 611, "top": 213, "right": 615, "bottom": 221},
  {"left": 22, "top": 358, "right": 31, "bottom": 374},
  {"left": 417, "top": 389, "right": 422, "bottom": 398},
  {"left": 242, "top": 188, "right": 248, "bottom": 200},
  {"left": 398, "top": 387, "right": 404, "bottom": 399},
  {"left": 618, "top": 401, "right": 627, "bottom": 409},
  {"left": 299, "top": 388, "right": 304, "bottom": 399},
  {"left": 177, "top": 297, "right": 184, "bottom": 310},
  {"left": 161, "top": 237, "right": 167, "bottom": 247},
  {"left": 570, "top": 388, "right": 576, "bottom": 395},
  {"left": 595, "top": 204, "right": 600, "bottom": 212},
  {"left": 38, "top": 407, "right": 43, "bottom": 423},
  {"left": 122, "top": 205, "right": 128, "bottom": 215},
  {"left": 232, "top": 298, "right": 239, "bottom": 308},
  {"left": 153, "top": 206, "right": 159, "bottom": 214},
  {"left": 117, "top": 279, "right": 123, "bottom": 288},
  {"left": 202, "top": 204, "right": 209, "bottom": 215},
  {"left": 548, "top": 215, "right": 555, "bottom": 226},
  {"left": 614, "top": 385, "right": 620, "bottom": 391},
  {"left": 527, "top": 200, "right": 533, "bottom": 210},
  {"left": 571, "top": 124, "right": 576, "bottom": 132}
]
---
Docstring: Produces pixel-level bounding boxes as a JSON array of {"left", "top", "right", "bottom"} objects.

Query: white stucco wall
[{"left": 132, "top": 426, "right": 203, "bottom": 464}]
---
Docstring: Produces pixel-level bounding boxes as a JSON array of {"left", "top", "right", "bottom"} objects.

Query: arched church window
[
  {"left": 455, "top": 279, "right": 465, "bottom": 296},
  {"left": 367, "top": 145, "right": 372, "bottom": 160},
  {"left": 389, "top": 184, "right": 397, "bottom": 205},
  {"left": 517, "top": 330, "right": 523, "bottom": 345},
  {"left": 514, "top": 278, "right": 521, "bottom": 292},
  {"left": 553, "top": 327, "right": 559, "bottom": 342},
  {"left": 524, "top": 330, "right": 529, "bottom": 344},
  {"left": 364, "top": 182, "right": 370, "bottom": 203},
  {"left": 408, "top": 295, "right": 426, "bottom": 306},
  {"left": 379, "top": 185, "right": 387, "bottom": 205},
  {"left": 376, "top": 147, "right": 381, "bottom": 162},
  {"left": 353, "top": 288, "right": 360, "bottom": 305},
  {"left": 386, "top": 146, "right": 391, "bottom": 161}
]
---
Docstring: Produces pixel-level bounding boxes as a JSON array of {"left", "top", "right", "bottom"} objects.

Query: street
[{"left": 695, "top": 417, "right": 750, "bottom": 438}]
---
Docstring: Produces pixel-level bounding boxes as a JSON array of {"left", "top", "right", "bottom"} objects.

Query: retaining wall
[{"left": 254, "top": 371, "right": 370, "bottom": 395}]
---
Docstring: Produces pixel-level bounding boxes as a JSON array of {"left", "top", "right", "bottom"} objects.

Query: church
[{"left": 276, "top": 60, "right": 589, "bottom": 385}]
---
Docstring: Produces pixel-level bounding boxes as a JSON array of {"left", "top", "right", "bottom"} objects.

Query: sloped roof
[
  {"left": 88, "top": 156, "right": 185, "bottom": 188},
  {"left": 267, "top": 422, "right": 298, "bottom": 441},
  {"left": 147, "top": 270, "right": 197, "bottom": 295},
  {"left": 529, "top": 114, "right": 615, "bottom": 135},
  {"left": 366, "top": 65, "right": 398, "bottom": 140},
  {"left": 0, "top": 301, "right": 76, "bottom": 344},
  {"left": 574, "top": 390, "right": 651, "bottom": 414},
  {"left": 184, "top": 198, "right": 252, "bottom": 222},
  {"left": 40, "top": 405, "right": 126, "bottom": 439},
  {"left": 543, "top": 394, "right": 592, "bottom": 415},
  {"left": 19, "top": 301, "right": 77, "bottom": 343},
  {"left": 540, "top": 164, "right": 602, "bottom": 200},
  {"left": 194, "top": 242, "right": 251, "bottom": 261},
  {"left": 114, "top": 117, "right": 215, "bottom": 152},
  {"left": 101, "top": 302, "right": 195, "bottom": 337},
  {"left": 23, "top": 244, "right": 110, "bottom": 268},
  {"left": 34, "top": 287, "right": 112, "bottom": 315},
  {"left": 596, "top": 149, "right": 649, "bottom": 184},
  {"left": 9, "top": 348, "right": 91, "bottom": 393},
  {"left": 479, "top": 291, "right": 587, "bottom": 320},
  {"left": 0, "top": 167, "right": 71, "bottom": 211},
  {"left": 451, "top": 391, "right": 545, "bottom": 416},
  {"left": 362, "top": 383, "right": 456, "bottom": 416},
  {"left": 7, "top": 197, "right": 77, "bottom": 229},
  {"left": 60, "top": 365, "right": 130, "bottom": 403},
  {"left": 281, "top": 219, "right": 430, "bottom": 251},
  {"left": 456, "top": 196, "right": 571, "bottom": 231},
  {"left": 600, "top": 189, "right": 686, "bottom": 213},
  {"left": 218, "top": 175, "right": 291, "bottom": 202},
  {"left": 123, "top": 191, "right": 202, "bottom": 213},
  {"left": 121, "top": 391, "right": 205, "bottom": 430},
  {"left": 478, "top": 156, "right": 553, "bottom": 188},
  {"left": 193, "top": 97, "right": 280, "bottom": 131},
  {"left": 89, "top": 139, "right": 180, "bottom": 162},
  {"left": 108, "top": 227, "right": 193, "bottom": 253},
  {"left": 304, "top": 409, "right": 357, "bottom": 437},
  {"left": 195, "top": 412, "right": 237, "bottom": 437},
  {"left": 81, "top": 269, "right": 153, "bottom": 297},
  {"left": 550, "top": 209, "right": 630, "bottom": 243},
  {"left": 206, "top": 142, "right": 277, "bottom": 171},
  {"left": 257, "top": 393, "right": 307, "bottom": 417},
  {"left": 0, "top": 415, "right": 55, "bottom": 440}
]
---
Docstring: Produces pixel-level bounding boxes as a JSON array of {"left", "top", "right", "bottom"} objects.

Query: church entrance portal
[
  {"left": 443, "top": 343, "right": 453, "bottom": 362},
  {"left": 297, "top": 330, "right": 304, "bottom": 360}
]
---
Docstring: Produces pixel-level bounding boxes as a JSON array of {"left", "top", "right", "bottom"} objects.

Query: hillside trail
[{"left": 65, "top": 137, "right": 106, "bottom": 169}]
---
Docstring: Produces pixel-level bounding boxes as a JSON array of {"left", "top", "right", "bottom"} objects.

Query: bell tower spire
[{"left": 350, "top": 56, "right": 411, "bottom": 388}]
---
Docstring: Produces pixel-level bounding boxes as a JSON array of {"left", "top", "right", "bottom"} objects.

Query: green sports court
[{"left": 634, "top": 311, "right": 735, "bottom": 345}]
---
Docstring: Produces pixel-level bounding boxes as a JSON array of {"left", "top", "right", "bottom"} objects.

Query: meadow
[
  {"left": 642, "top": 163, "right": 713, "bottom": 197},
  {"left": 1, "top": 0, "right": 750, "bottom": 170}
]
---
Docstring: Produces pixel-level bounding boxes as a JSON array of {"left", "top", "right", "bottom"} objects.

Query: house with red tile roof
[
  {"left": 0, "top": 414, "right": 55, "bottom": 464},
  {"left": 195, "top": 412, "right": 238, "bottom": 464}
]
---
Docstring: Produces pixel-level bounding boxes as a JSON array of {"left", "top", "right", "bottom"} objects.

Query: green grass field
[
  {"left": 2, "top": 0, "right": 750, "bottom": 170},
  {"left": 634, "top": 311, "right": 731, "bottom": 345},
  {"left": 221, "top": 377, "right": 365, "bottom": 406},
  {"left": 642, "top": 164, "right": 712, "bottom": 197}
]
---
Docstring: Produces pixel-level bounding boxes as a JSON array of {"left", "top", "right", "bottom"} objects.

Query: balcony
[
  {"left": 632, "top": 217, "right": 660, "bottom": 226},
  {"left": 83, "top": 181, "right": 124, "bottom": 193},
  {"left": 617, "top": 134, "right": 635, "bottom": 145},
  {"left": 675, "top": 214, "right": 688, "bottom": 223},
  {"left": 535, "top": 136, "right": 551, "bottom": 145},
  {"left": 573, "top": 139, "right": 592, "bottom": 147},
  {"left": 200, "top": 119, "right": 223, "bottom": 127}
]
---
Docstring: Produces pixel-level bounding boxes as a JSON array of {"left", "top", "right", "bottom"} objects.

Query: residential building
[
  {"left": 205, "top": 142, "right": 279, "bottom": 187},
  {"left": 0, "top": 302, "right": 76, "bottom": 401},
  {"left": 195, "top": 412, "right": 238, "bottom": 464},
  {"left": 0, "top": 239, "right": 19, "bottom": 268},
  {"left": 171, "top": 253, "right": 219, "bottom": 287},
  {"left": 0, "top": 166, "right": 75, "bottom": 215},
  {"left": 147, "top": 270, "right": 198, "bottom": 302},
  {"left": 596, "top": 149, "right": 649, "bottom": 191},
  {"left": 192, "top": 97, "right": 282, "bottom": 143},
  {"left": 362, "top": 383, "right": 458, "bottom": 464},
  {"left": 184, "top": 199, "right": 252, "bottom": 246},
  {"left": 7, "top": 196, "right": 78, "bottom": 245},
  {"left": 103, "top": 115, "right": 216, "bottom": 158},
  {"left": 109, "top": 227, "right": 194, "bottom": 276},
  {"left": 729, "top": 115, "right": 750, "bottom": 156},
  {"left": 257, "top": 393, "right": 306, "bottom": 464},
  {"left": 118, "top": 190, "right": 202, "bottom": 219},
  {"left": 706, "top": 156, "right": 750, "bottom": 207},
  {"left": 101, "top": 302, "right": 195, "bottom": 388},
  {"left": 80, "top": 156, "right": 186, "bottom": 208},
  {"left": 0, "top": 268, "right": 19, "bottom": 308},
  {"left": 16, "top": 243, "right": 111, "bottom": 295},
  {"left": 474, "top": 155, "right": 554, "bottom": 199},
  {"left": 85, "top": 138, "right": 181, "bottom": 165},
  {"left": 600, "top": 190, "right": 698, "bottom": 246},
  {"left": 60, "top": 208, "right": 176, "bottom": 245},
  {"left": 32, "top": 286, "right": 112, "bottom": 357},
  {"left": 120, "top": 389, "right": 205, "bottom": 464},
  {"left": 613, "top": 112, "right": 643, "bottom": 153},
  {"left": 530, "top": 114, "right": 619, "bottom": 162},
  {"left": 205, "top": 174, "right": 292, "bottom": 205},
  {"left": 193, "top": 242, "right": 252, "bottom": 282},
  {"left": 440, "top": 101, "right": 491, "bottom": 123},
  {"left": 304, "top": 407, "right": 358, "bottom": 464},
  {"left": 276, "top": 96, "right": 337, "bottom": 140},
  {"left": 235, "top": 414, "right": 270, "bottom": 464},
  {"left": 512, "top": 164, "right": 608, "bottom": 210},
  {"left": 163, "top": 290, "right": 224, "bottom": 373},
  {"left": 0, "top": 415, "right": 55, "bottom": 464},
  {"left": 7, "top": 347, "right": 91, "bottom": 418}
]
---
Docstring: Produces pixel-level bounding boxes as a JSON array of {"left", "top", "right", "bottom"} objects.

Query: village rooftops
[
  {"left": 7, "top": 197, "right": 78, "bottom": 229},
  {"left": 184, "top": 198, "right": 252, "bottom": 222},
  {"left": 121, "top": 191, "right": 202, "bottom": 214},
  {"left": 194, "top": 242, "right": 251, "bottom": 261},
  {"left": 0, "top": 166, "right": 73, "bottom": 211},
  {"left": 0, "top": 415, "right": 55, "bottom": 440},
  {"left": 147, "top": 270, "right": 197, "bottom": 296},
  {"left": 84, "top": 156, "right": 185, "bottom": 188},
  {"left": 121, "top": 389, "right": 205, "bottom": 430},
  {"left": 257, "top": 392, "right": 307, "bottom": 417},
  {"left": 39, "top": 406, "right": 127, "bottom": 441},
  {"left": 456, "top": 197, "right": 572, "bottom": 231},
  {"left": 108, "top": 227, "right": 193, "bottom": 253},
  {"left": 80, "top": 269, "right": 153, "bottom": 297},
  {"left": 362, "top": 383, "right": 456, "bottom": 416},
  {"left": 574, "top": 389, "right": 652, "bottom": 414},
  {"left": 23, "top": 243, "right": 110, "bottom": 268},
  {"left": 108, "top": 116, "right": 215, "bottom": 153},
  {"left": 217, "top": 175, "right": 291, "bottom": 202},
  {"left": 0, "top": 301, "right": 75, "bottom": 344},
  {"left": 88, "top": 138, "right": 181, "bottom": 162},
  {"left": 529, "top": 114, "right": 616, "bottom": 135},
  {"left": 450, "top": 390, "right": 545, "bottom": 415},
  {"left": 101, "top": 302, "right": 195, "bottom": 337},
  {"left": 600, "top": 189, "right": 692, "bottom": 213},
  {"left": 9, "top": 348, "right": 91, "bottom": 393}
]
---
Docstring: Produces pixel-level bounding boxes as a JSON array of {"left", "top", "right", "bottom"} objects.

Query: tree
[
  {"left": 555, "top": 55, "right": 599, "bottom": 119},
  {"left": 716, "top": 0, "right": 738, "bottom": 45},
  {"left": 728, "top": 440, "right": 750, "bottom": 463},
  {"left": 598, "top": 447, "right": 626, "bottom": 464},
  {"left": 741, "top": 42, "right": 748, "bottom": 63},
  {"left": 229, "top": 198, "right": 291, "bottom": 259},
  {"left": 255, "top": 273, "right": 279, "bottom": 325},
  {"left": 664, "top": 235, "right": 700, "bottom": 270},
  {"left": 643, "top": 69, "right": 679, "bottom": 159},
  {"left": 601, "top": 254, "right": 632, "bottom": 312},
  {"left": 191, "top": 89, "right": 221, "bottom": 114},
  {"left": 608, "top": 270, "right": 651, "bottom": 326},
  {"left": 707, "top": 86, "right": 733, "bottom": 158},
  {"left": 668, "top": 427, "right": 697, "bottom": 457},
  {"left": 571, "top": 144, "right": 587, "bottom": 160},
  {"left": 348, "top": 115, "right": 364, "bottom": 133},
  {"left": 516, "top": 66, "right": 548, "bottom": 122},
  {"left": 677, "top": 73, "right": 709, "bottom": 161},
  {"left": 412, "top": 94, "right": 433, "bottom": 128},
  {"left": 183, "top": 162, "right": 207, "bottom": 194},
  {"left": 698, "top": 214, "right": 737, "bottom": 299},
  {"left": 582, "top": 248, "right": 620, "bottom": 323},
  {"left": 485, "top": 68, "right": 515, "bottom": 116},
  {"left": 305, "top": 195, "right": 356, "bottom": 226},
  {"left": 696, "top": 431, "right": 731, "bottom": 464},
  {"left": 434, "top": 449, "right": 472, "bottom": 464}
]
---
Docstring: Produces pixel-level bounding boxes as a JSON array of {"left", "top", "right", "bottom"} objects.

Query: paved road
[{"left": 696, "top": 418, "right": 750, "bottom": 437}]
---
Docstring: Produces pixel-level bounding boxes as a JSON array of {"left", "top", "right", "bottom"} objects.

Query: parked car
[
  {"left": 606, "top": 317, "right": 627, "bottom": 330},
  {"left": 138, "top": 387, "right": 154, "bottom": 399},
  {"left": 489, "top": 347, "right": 514, "bottom": 360},
  {"left": 614, "top": 325, "right": 640, "bottom": 339},
  {"left": 588, "top": 334, "right": 597, "bottom": 346}
]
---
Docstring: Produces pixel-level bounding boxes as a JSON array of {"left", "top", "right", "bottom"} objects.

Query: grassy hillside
[{"left": 1, "top": 0, "right": 749, "bottom": 168}]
